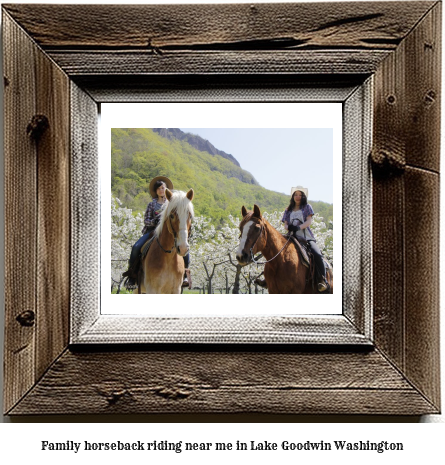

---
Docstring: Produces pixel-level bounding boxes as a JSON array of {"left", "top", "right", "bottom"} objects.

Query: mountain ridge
[{"left": 152, "top": 128, "right": 246, "bottom": 172}]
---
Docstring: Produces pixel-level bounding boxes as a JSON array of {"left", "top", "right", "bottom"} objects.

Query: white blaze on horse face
[
  {"left": 237, "top": 220, "right": 254, "bottom": 257},
  {"left": 177, "top": 216, "right": 190, "bottom": 256}
]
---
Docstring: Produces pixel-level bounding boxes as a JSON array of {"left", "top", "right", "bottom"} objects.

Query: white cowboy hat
[
  {"left": 149, "top": 175, "right": 174, "bottom": 198},
  {"left": 291, "top": 186, "right": 308, "bottom": 199}
]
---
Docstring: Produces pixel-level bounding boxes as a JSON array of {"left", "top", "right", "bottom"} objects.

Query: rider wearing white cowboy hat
[
  {"left": 282, "top": 185, "right": 328, "bottom": 292},
  {"left": 123, "top": 175, "right": 191, "bottom": 290}
]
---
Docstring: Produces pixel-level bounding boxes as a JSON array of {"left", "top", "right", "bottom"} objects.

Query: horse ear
[
  {"left": 165, "top": 188, "right": 173, "bottom": 201},
  {"left": 186, "top": 188, "right": 194, "bottom": 201},
  {"left": 241, "top": 206, "right": 248, "bottom": 217},
  {"left": 253, "top": 204, "right": 262, "bottom": 219}
]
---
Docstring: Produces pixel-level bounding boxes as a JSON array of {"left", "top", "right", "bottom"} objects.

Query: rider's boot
[{"left": 182, "top": 269, "right": 192, "bottom": 289}]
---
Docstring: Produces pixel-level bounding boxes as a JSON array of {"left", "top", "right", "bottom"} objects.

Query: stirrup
[{"left": 317, "top": 279, "right": 328, "bottom": 292}]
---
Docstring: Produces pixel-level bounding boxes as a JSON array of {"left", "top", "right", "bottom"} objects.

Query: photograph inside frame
[{"left": 101, "top": 102, "right": 343, "bottom": 316}]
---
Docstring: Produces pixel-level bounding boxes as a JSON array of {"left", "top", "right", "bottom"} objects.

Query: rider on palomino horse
[
  {"left": 282, "top": 186, "right": 329, "bottom": 292},
  {"left": 122, "top": 175, "right": 191, "bottom": 290}
]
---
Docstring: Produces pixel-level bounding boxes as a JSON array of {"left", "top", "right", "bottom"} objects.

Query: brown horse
[
  {"left": 139, "top": 188, "right": 194, "bottom": 294},
  {"left": 236, "top": 205, "right": 333, "bottom": 294}
]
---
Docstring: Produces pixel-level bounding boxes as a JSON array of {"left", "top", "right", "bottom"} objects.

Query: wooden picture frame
[{"left": 2, "top": 2, "right": 441, "bottom": 415}]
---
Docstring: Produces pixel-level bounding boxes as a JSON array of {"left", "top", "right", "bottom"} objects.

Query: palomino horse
[
  {"left": 236, "top": 205, "right": 333, "bottom": 294},
  {"left": 139, "top": 188, "right": 194, "bottom": 294}
]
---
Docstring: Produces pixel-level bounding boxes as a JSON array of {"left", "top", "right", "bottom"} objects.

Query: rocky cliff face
[{"left": 153, "top": 128, "right": 241, "bottom": 167}]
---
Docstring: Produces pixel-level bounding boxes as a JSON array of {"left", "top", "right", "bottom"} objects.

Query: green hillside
[{"left": 112, "top": 128, "right": 332, "bottom": 225}]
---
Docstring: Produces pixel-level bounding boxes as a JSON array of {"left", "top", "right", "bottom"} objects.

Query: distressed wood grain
[
  {"left": 3, "top": 11, "right": 71, "bottom": 412},
  {"left": 404, "top": 168, "right": 441, "bottom": 408},
  {"left": 404, "top": 2, "right": 441, "bottom": 172},
  {"left": 3, "top": 12, "right": 38, "bottom": 414},
  {"left": 46, "top": 50, "right": 391, "bottom": 77},
  {"left": 2, "top": 3, "right": 435, "bottom": 49},
  {"left": 372, "top": 2, "right": 441, "bottom": 412},
  {"left": 9, "top": 349, "right": 437, "bottom": 415},
  {"left": 34, "top": 37, "right": 71, "bottom": 381}
]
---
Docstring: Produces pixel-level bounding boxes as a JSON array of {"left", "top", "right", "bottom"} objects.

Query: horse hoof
[{"left": 255, "top": 278, "right": 267, "bottom": 288}]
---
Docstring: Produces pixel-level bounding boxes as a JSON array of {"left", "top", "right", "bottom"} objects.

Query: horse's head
[
  {"left": 236, "top": 204, "right": 264, "bottom": 266},
  {"left": 158, "top": 188, "right": 194, "bottom": 256}
]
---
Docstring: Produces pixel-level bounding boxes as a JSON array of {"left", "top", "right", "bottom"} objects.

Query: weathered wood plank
[
  {"left": 47, "top": 50, "right": 390, "bottom": 76},
  {"left": 371, "top": 3, "right": 441, "bottom": 411},
  {"left": 3, "top": 12, "right": 37, "bottom": 414},
  {"left": 35, "top": 43, "right": 71, "bottom": 380},
  {"left": 9, "top": 349, "right": 438, "bottom": 415},
  {"left": 372, "top": 175, "right": 405, "bottom": 368},
  {"left": 404, "top": 168, "right": 440, "bottom": 410},
  {"left": 3, "top": 2, "right": 435, "bottom": 49},
  {"left": 371, "top": 1, "right": 440, "bottom": 172},
  {"left": 404, "top": 2, "right": 441, "bottom": 172},
  {"left": 372, "top": 39, "right": 406, "bottom": 366}
]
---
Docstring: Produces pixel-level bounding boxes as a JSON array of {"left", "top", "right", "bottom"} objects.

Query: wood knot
[
  {"left": 95, "top": 386, "right": 130, "bottom": 405},
  {"left": 105, "top": 390, "right": 128, "bottom": 405},
  {"left": 16, "top": 310, "right": 35, "bottom": 327},
  {"left": 154, "top": 386, "right": 191, "bottom": 400},
  {"left": 370, "top": 149, "right": 405, "bottom": 178},
  {"left": 27, "top": 115, "right": 49, "bottom": 140}
]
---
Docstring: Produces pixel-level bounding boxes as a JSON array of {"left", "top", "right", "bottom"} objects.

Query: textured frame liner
[{"left": 71, "top": 83, "right": 372, "bottom": 345}]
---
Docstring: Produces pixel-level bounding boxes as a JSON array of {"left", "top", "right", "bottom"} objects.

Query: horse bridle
[
  {"left": 156, "top": 213, "right": 190, "bottom": 254},
  {"left": 248, "top": 220, "right": 291, "bottom": 265}
]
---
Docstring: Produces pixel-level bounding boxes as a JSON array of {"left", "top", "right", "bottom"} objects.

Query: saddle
[
  {"left": 256, "top": 234, "right": 330, "bottom": 293},
  {"left": 287, "top": 234, "right": 311, "bottom": 268},
  {"left": 141, "top": 235, "right": 156, "bottom": 260},
  {"left": 287, "top": 234, "right": 330, "bottom": 292}
]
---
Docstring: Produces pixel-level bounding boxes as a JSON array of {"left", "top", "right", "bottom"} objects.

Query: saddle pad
[
  {"left": 141, "top": 236, "right": 156, "bottom": 259},
  {"left": 287, "top": 235, "right": 310, "bottom": 268}
]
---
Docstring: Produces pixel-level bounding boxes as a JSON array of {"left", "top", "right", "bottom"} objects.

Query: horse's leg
[{"left": 327, "top": 268, "right": 333, "bottom": 294}]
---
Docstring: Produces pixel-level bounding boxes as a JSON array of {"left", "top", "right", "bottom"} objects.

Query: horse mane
[{"left": 155, "top": 190, "right": 194, "bottom": 236}]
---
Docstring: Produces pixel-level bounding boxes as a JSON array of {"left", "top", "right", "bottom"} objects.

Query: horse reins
[{"left": 249, "top": 222, "right": 291, "bottom": 265}]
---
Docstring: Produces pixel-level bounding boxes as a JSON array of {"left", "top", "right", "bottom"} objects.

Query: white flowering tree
[
  {"left": 308, "top": 213, "right": 333, "bottom": 266},
  {"left": 111, "top": 200, "right": 333, "bottom": 294},
  {"left": 111, "top": 196, "right": 144, "bottom": 293}
]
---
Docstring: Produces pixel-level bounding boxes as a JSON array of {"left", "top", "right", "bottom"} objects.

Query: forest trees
[{"left": 111, "top": 196, "right": 333, "bottom": 294}]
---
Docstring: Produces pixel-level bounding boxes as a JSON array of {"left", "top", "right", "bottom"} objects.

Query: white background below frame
[{"left": 100, "top": 102, "right": 343, "bottom": 316}]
